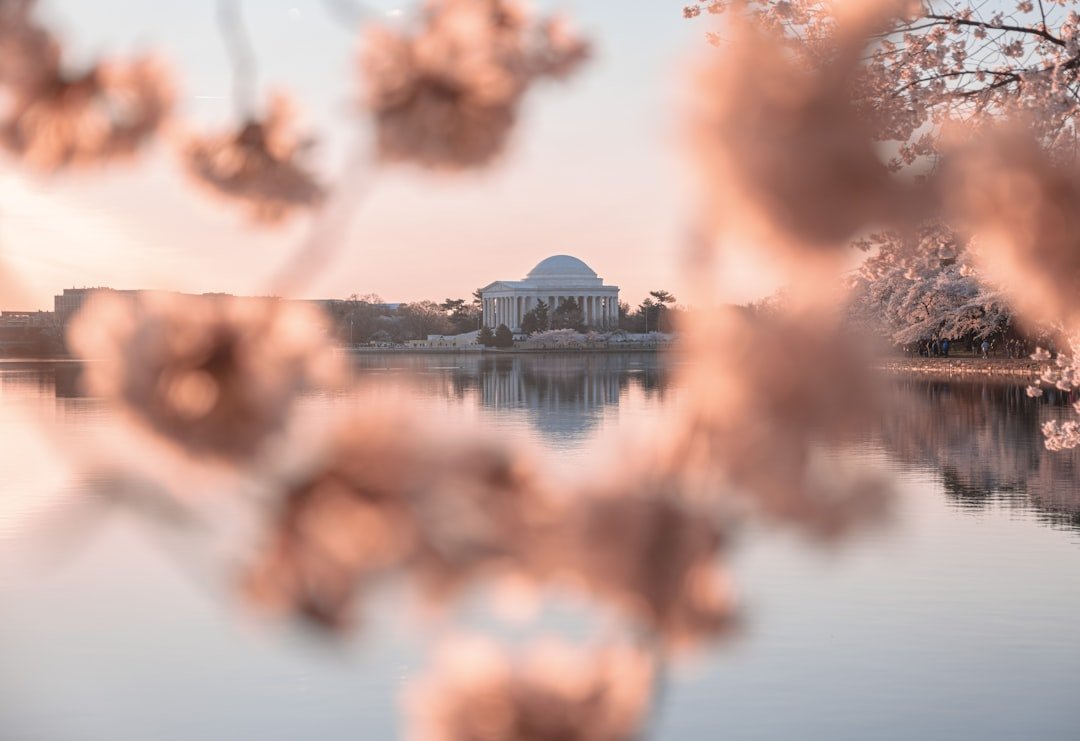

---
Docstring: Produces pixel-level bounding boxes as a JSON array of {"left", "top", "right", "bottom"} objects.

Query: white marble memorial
[{"left": 479, "top": 255, "right": 620, "bottom": 332}]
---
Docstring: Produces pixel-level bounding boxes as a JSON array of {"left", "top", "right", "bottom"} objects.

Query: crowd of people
[{"left": 903, "top": 337, "right": 1040, "bottom": 360}]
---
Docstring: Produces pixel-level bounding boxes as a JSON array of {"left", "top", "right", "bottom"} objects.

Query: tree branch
[{"left": 924, "top": 13, "right": 1065, "bottom": 47}]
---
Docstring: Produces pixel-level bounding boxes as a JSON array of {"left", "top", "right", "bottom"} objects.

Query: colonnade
[{"left": 481, "top": 294, "right": 619, "bottom": 330}]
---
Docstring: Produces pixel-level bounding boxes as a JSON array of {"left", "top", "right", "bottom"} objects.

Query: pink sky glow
[{"left": 0, "top": 0, "right": 777, "bottom": 312}]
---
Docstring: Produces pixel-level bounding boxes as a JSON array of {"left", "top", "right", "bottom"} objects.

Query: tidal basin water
[{"left": 0, "top": 354, "right": 1078, "bottom": 740}]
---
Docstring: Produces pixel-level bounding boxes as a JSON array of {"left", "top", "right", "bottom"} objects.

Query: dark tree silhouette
[
  {"left": 521, "top": 300, "right": 550, "bottom": 335},
  {"left": 494, "top": 324, "right": 514, "bottom": 348},
  {"left": 551, "top": 297, "right": 584, "bottom": 331}
]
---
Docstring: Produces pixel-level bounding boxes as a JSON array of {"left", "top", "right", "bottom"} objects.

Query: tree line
[{"left": 325, "top": 290, "right": 683, "bottom": 346}]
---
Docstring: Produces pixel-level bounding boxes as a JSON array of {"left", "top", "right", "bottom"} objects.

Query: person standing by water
[
  {"left": 941, "top": 339, "right": 950, "bottom": 357},
  {"left": 981, "top": 339, "right": 990, "bottom": 359}
]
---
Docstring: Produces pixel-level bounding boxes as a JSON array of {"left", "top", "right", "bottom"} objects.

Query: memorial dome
[{"left": 527, "top": 255, "right": 598, "bottom": 280}]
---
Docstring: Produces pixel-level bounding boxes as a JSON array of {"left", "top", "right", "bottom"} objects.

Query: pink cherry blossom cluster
[
  {"left": 358, "top": 0, "right": 589, "bottom": 169},
  {"left": 0, "top": 0, "right": 172, "bottom": 169},
  {"left": 183, "top": 94, "right": 327, "bottom": 224}
]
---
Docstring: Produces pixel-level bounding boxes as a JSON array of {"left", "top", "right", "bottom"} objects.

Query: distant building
[
  {"left": 51, "top": 288, "right": 374, "bottom": 347},
  {"left": 54, "top": 287, "right": 136, "bottom": 326},
  {"left": 479, "top": 255, "right": 620, "bottom": 332},
  {"left": 406, "top": 331, "right": 481, "bottom": 348},
  {"left": 0, "top": 311, "right": 55, "bottom": 327},
  {"left": 0, "top": 311, "right": 58, "bottom": 355}
]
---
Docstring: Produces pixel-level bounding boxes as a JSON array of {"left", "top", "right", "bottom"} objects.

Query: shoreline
[
  {"left": 347, "top": 345, "right": 668, "bottom": 355},
  {"left": 879, "top": 356, "right": 1042, "bottom": 379}
]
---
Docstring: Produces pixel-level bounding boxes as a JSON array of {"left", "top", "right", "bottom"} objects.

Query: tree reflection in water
[
  {"left": 879, "top": 379, "right": 1080, "bottom": 531},
  {"left": 12, "top": 358, "right": 1078, "bottom": 530}
]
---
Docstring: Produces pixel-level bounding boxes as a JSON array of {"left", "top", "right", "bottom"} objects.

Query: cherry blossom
[
  {"left": 686, "top": 0, "right": 927, "bottom": 258},
  {"left": 0, "top": 1, "right": 172, "bottom": 169},
  {"left": 241, "top": 405, "right": 551, "bottom": 630},
  {"left": 944, "top": 124, "right": 1080, "bottom": 330},
  {"left": 184, "top": 95, "right": 325, "bottom": 224},
  {"left": 670, "top": 306, "right": 892, "bottom": 538},
  {"left": 848, "top": 225, "right": 1014, "bottom": 346},
  {"left": 547, "top": 489, "right": 737, "bottom": 647},
  {"left": 684, "top": 1, "right": 1080, "bottom": 163},
  {"left": 406, "top": 638, "right": 652, "bottom": 741},
  {"left": 67, "top": 291, "right": 342, "bottom": 462},
  {"left": 358, "top": 0, "right": 589, "bottom": 170}
]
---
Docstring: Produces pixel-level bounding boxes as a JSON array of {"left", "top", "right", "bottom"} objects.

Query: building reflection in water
[
  {"left": 879, "top": 379, "right": 1080, "bottom": 531},
  {"left": 348, "top": 352, "right": 668, "bottom": 442},
  {"left": 0, "top": 361, "right": 83, "bottom": 400},
  {"left": 474, "top": 354, "right": 667, "bottom": 440}
]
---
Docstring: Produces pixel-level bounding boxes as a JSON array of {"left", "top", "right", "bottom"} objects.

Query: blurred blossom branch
[
  {"left": 406, "top": 638, "right": 654, "bottom": 741},
  {"left": 266, "top": 136, "right": 373, "bottom": 296},
  {"left": 685, "top": 0, "right": 1080, "bottom": 450},
  {"left": 68, "top": 291, "right": 344, "bottom": 462},
  {"left": 216, "top": 0, "right": 258, "bottom": 118},
  {"left": 183, "top": 93, "right": 327, "bottom": 224},
  {"left": 0, "top": 0, "right": 172, "bottom": 170},
  {"left": 358, "top": 0, "right": 590, "bottom": 170}
]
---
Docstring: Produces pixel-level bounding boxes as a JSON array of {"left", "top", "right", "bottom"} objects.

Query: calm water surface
[{"left": 0, "top": 355, "right": 1077, "bottom": 740}]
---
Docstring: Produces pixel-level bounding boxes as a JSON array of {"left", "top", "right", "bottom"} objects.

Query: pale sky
[{"left": 0, "top": 0, "right": 771, "bottom": 311}]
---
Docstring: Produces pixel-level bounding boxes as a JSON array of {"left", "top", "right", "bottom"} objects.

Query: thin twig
[
  {"left": 217, "top": 0, "right": 258, "bottom": 119},
  {"left": 267, "top": 138, "right": 377, "bottom": 298},
  {"left": 639, "top": 632, "right": 671, "bottom": 741},
  {"left": 319, "top": 0, "right": 377, "bottom": 31}
]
